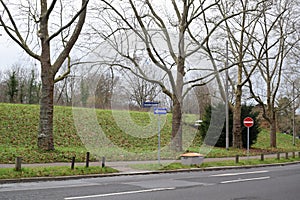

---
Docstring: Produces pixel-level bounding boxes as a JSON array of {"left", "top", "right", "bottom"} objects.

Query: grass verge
[
  {"left": 0, "top": 166, "right": 118, "bottom": 180},
  {"left": 130, "top": 157, "right": 300, "bottom": 171}
]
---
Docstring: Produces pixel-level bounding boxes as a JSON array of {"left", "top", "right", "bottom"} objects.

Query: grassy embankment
[
  {"left": 1, "top": 103, "right": 300, "bottom": 178},
  {"left": 1, "top": 103, "right": 300, "bottom": 164}
]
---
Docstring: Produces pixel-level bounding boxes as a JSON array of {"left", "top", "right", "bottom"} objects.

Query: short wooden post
[
  {"left": 15, "top": 157, "right": 22, "bottom": 171},
  {"left": 86, "top": 152, "right": 90, "bottom": 168},
  {"left": 235, "top": 155, "right": 239, "bottom": 164},
  {"left": 261, "top": 154, "right": 264, "bottom": 161},
  {"left": 285, "top": 152, "right": 289, "bottom": 159},
  {"left": 292, "top": 152, "right": 295, "bottom": 158},
  {"left": 277, "top": 153, "right": 280, "bottom": 160},
  {"left": 102, "top": 157, "right": 106, "bottom": 168},
  {"left": 71, "top": 156, "right": 75, "bottom": 170}
]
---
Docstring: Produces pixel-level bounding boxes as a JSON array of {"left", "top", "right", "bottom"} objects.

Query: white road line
[
  {"left": 64, "top": 187, "right": 176, "bottom": 200},
  {"left": 211, "top": 170, "right": 269, "bottom": 177},
  {"left": 0, "top": 183, "right": 100, "bottom": 192},
  {"left": 220, "top": 176, "right": 271, "bottom": 184}
]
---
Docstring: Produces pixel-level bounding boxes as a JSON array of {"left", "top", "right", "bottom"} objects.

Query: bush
[{"left": 199, "top": 104, "right": 260, "bottom": 148}]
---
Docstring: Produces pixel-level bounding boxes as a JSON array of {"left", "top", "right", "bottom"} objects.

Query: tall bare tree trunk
[
  {"left": 37, "top": 1, "right": 55, "bottom": 150},
  {"left": 171, "top": 56, "right": 184, "bottom": 152},
  {"left": 38, "top": 67, "right": 55, "bottom": 150},
  {"left": 171, "top": 98, "right": 182, "bottom": 152},
  {"left": 36, "top": 0, "right": 88, "bottom": 150},
  {"left": 170, "top": 14, "right": 186, "bottom": 152},
  {"left": 270, "top": 112, "right": 277, "bottom": 147},
  {"left": 231, "top": 0, "right": 248, "bottom": 149},
  {"left": 233, "top": 85, "right": 243, "bottom": 148}
]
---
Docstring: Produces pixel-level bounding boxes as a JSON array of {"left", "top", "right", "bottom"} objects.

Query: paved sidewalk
[
  {"left": 0, "top": 152, "right": 294, "bottom": 173},
  {"left": 0, "top": 160, "right": 179, "bottom": 173}
]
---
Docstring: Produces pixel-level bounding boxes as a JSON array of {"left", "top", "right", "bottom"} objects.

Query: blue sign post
[
  {"left": 142, "top": 101, "right": 167, "bottom": 165},
  {"left": 154, "top": 107, "right": 167, "bottom": 165}
]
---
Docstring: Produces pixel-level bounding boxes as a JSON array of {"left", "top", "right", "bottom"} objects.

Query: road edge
[{"left": 1, "top": 160, "right": 300, "bottom": 184}]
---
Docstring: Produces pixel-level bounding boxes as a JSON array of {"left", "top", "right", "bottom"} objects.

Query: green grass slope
[
  {"left": 1, "top": 103, "right": 299, "bottom": 164},
  {"left": 0, "top": 103, "right": 179, "bottom": 163}
]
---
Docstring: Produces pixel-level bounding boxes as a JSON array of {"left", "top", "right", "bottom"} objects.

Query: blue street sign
[
  {"left": 154, "top": 107, "right": 167, "bottom": 115},
  {"left": 143, "top": 101, "right": 160, "bottom": 108}
]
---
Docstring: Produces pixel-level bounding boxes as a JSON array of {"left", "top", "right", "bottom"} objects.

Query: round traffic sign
[{"left": 243, "top": 117, "right": 254, "bottom": 127}]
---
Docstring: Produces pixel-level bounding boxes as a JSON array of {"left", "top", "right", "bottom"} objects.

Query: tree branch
[
  {"left": 0, "top": 0, "right": 40, "bottom": 60},
  {"left": 47, "top": 0, "right": 89, "bottom": 43},
  {"left": 52, "top": 0, "right": 89, "bottom": 73}
]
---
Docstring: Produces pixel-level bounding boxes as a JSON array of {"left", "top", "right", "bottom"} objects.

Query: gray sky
[{"left": 0, "top": 33, "right": 27, "bottom": 70}]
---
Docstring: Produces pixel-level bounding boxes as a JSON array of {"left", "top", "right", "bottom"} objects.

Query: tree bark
[
  {"left": 171, "top": 98, "right": 183, "bottom": 152},
  {"left": 233, "top": 85, "right": 243, "bottom": 148},
  {"left": 37, "top": 0, "right": 54, "bottom": 150},
  {"left": 170, "top": 57, "right": 184, "bottom": 152},
  {"left": 170, "top": 11, "right": 185, "bottom": 152},
  {"left": 38, "top": 68, "right": 55, "bottom": 150},
  {"left": 270, "top": 112, "right": 277, "bottom": 148}
]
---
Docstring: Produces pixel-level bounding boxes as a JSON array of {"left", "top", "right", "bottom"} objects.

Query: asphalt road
[{"left": 1, "top": 164, "right": 300, "bottom": 200}]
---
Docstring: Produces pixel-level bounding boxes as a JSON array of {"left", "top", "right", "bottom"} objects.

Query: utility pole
[
  {"left": 293, "top": 81, "right": 295, "bottom": 146},
  {"left": 225, "top": 41, "right": 229, "bottom": 150}
]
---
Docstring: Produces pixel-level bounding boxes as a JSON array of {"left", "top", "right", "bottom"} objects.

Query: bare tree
[
  {"left": 212, "top": 0, "right": 274, "bottom": 148},
  {"left": 80, "top": 77, "right": 89, "bottom": 107},
  {"left": 210, "top": 0, "right": 298, "bottom": 148},
  {"left": 277, "top": 97, "right": 293, "bottom": 134},
  {"left": 28, "top": 69, "right": 41, "bottom": 104},
  {"left": 121, "top": 69, "right": 161, "bottom": 108},
  {"left": 247, "top": 0, "right": 299, "bottom": 147},
  {"left": 90, "top": 0, "right": 240, "bottom": 152},
  {"left": 194, "top": 85, "right": 211, "bottom": 119},
  {"left": 0, "top": 0, "right": 89, "bottom": 150},
  {"left": 1, "top": 66, "right": 41, "bottom": 104},
  {"left": 6, "top": 70, "right": 18, "bottom": 103},
  {"left": 94, "top": 72, "right": 116, "bottom": 109}
]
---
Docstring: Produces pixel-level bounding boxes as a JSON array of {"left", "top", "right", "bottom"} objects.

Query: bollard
[
  {"left": 15, "top": 157, "right": 22, "bottom": 171},
  {"left": 102, "top": 157, "right": 106, "bottom": 168},
  {"left": 235, "top": 155, "right": 239, "bottom": 164},
  {"left": 261, "top": 154, "right": 264, "bottom": 161},
  {"left": 71, "top": 156, "right": 75, "bottom": 170},
  {"left": 285, "top": 152, "right": 289, "bottom": 159},
  {"left": 277, "top": 153, "right": 280, "bottom": 160},
  {"left": 86, "top": 152, "right": 90, "bottom": 168}
]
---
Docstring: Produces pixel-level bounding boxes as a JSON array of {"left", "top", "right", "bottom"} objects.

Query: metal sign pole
[
  {"left": 247, "top": 127, "right": 250, "bottom": 159},
  {"left": 293, "top": 81, "right": 295, "bottom": 146},
  {"left": 153, "top": 107, "right": 167, "bottom": 165},
  {"left": 158, "top": 114, "right": 161, "bottom": 165},
  {"left": 244, "top": 117, "right": 253, "bottom": 160},
  {"left": 225, "top": 40, "right": 229, "bottom": 150}
]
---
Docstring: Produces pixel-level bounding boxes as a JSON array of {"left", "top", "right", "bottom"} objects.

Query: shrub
[{"left": 199, "top": 104, "right": 260, "bottom": 148}]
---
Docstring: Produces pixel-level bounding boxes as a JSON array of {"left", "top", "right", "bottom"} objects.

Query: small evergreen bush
[{"left": 199, "top": 104, "right": 260, "bottom": 148}]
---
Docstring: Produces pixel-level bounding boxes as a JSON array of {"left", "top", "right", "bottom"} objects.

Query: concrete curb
[{"left": 1, "top": 160, "right": 300, "bottom": 184}]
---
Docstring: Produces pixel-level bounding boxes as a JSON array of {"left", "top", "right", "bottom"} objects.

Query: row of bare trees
[
  {"left": 87, "top": 0, "right": 300, "bottom": 150},
  {"left": 1, "top": 0, "right": 299, "bottom": 151},
  {"left": 0, "top": 67, "right": 40, "bottom": 104},
  {"left": 0, "top": 66, "right": 166, "bottom": 109},
  {"left": 212, "top": 0, "right": 300, "bottom": 148}
]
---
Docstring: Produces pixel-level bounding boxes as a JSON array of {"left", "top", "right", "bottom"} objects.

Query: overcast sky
[
  {"left": 0, "top": 33, "right": 28, "bottom": 70},
  {"left": 0, "top": 0, "right": 172, "bottom": 72}
]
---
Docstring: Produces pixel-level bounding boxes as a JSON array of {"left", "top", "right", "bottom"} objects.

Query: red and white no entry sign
[{"left": 243, "top": 117, "right": 254, "bottom": 127}]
